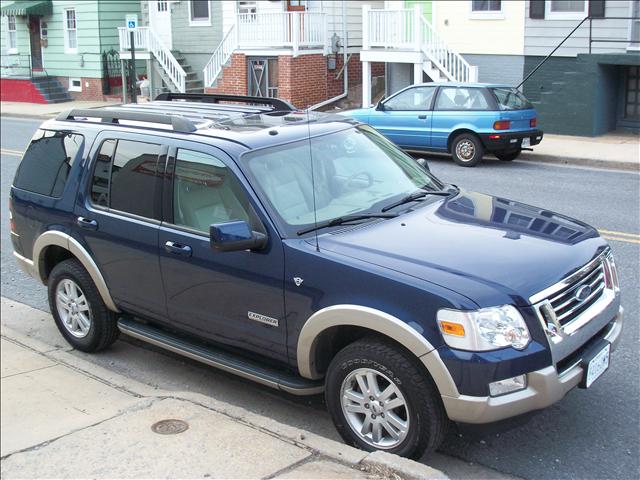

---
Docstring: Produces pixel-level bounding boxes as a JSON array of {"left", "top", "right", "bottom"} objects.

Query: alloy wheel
[
  {"left": 55, "top": 279, "right": 92, "bottom": 338},
  {"left": 455, "top": 140, "right": 475, "bottom": 161}
]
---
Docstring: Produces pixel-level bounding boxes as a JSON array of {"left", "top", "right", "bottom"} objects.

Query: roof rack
[
  {"left": 154, "top": 93, "right": 295, "bottom": 112},
  {"left": 56, "top": 109, "right": 198, "bottom": 133}
]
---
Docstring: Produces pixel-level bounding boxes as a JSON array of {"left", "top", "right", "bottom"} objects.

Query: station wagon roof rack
[
  {"left": 56, "top": 109, "right": 198, "bottom": 133},
  {"left": 154, "top": 93, "right": 295, "bottom": 112}
]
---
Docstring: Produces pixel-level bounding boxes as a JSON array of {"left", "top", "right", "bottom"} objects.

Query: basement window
[{"left": 69, "top": 78, "right": 82, "bottom": 92}]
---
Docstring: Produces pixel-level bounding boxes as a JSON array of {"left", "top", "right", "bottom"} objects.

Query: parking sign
[{"left": 126, "top": 14, "right": 138, "bottom": 30}]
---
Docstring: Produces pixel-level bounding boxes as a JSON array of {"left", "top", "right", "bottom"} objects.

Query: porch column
[
  {"left": 414, "top": 63, "right": 423, "bottom": 85},
  {"left": 362, "top": 60, "right": 371, "bottom": 107}
]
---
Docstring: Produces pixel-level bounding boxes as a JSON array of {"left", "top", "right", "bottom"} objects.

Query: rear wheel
[
  {"left": 495, "top": 149, "right": 521, "bottom": 161},
  {"left": 325, "top": 337, "right": 448, "bottom": 459},
  {"left": 451, "top": 133, "right": 484, "bottom": 167},
  {"left": 48, "top": 259, "right": 119, "bottom": 352}
]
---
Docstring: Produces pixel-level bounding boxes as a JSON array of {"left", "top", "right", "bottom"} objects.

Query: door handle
[
  {"left": 76, "top": 217, "right": 98, "bottom": 230},
  {"left": 418, "top": 115, "right": 427, "bottom": 120},
  {"left": 164, "top": 241, "right": 192, "bottom": 257}
]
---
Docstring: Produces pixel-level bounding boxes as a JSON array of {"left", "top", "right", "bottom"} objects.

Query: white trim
[
  {"left": 7, "top": 15, "right": 18, "bottom": 54},
  {"left": 469, "top": 0, "right": 505, "bottom": 20},
  {"left": 188, "top": 0, "right": 212, "bottom": 26},
  {"left": 545, "top": 0, "right": 589, "bottom": 21},
  {"left": 63, "top": 7, "right": 78, "bottom": 54},
  {"left": 68, "top": 78, "right": 82, "bottom": 92}
]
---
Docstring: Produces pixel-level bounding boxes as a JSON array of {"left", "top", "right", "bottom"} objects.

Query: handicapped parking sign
[{"left": 126, "top": 14, "right": 138, "bottom": 30}]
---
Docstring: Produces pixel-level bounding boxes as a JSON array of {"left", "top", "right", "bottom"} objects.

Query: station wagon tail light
[
  {"left": 493, "top": 120, "right": 511, "bottom": 130},
  {"left": 530, "top": 118, "right": 537, "bottom": 128}
]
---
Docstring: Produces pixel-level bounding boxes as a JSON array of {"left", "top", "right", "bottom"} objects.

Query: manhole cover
[{"left": 151, "top": 419, "right": 189, "bottom": 435}]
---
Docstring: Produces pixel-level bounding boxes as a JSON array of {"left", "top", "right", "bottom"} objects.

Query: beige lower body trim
[{"left": 13, "top": 251, "right": 36, "bottom": 278}]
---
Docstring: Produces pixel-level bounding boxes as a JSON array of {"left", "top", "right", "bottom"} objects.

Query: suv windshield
[
  {"left": 241, "top": 125, "right": 444, "bottom": 236},
  {"left": 491, "top": 88, "right": 533, "bottom": 110}
]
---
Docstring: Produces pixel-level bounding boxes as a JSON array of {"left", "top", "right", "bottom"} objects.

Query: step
[{"left": 117, "top": 317, "right": 324, "bottom": 395}]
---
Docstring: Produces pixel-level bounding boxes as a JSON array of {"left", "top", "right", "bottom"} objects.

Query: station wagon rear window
[
  {"left": 491, "top": 88, "right": 533, "bottom": 110},
  {"left": 13, "top": 129, "right": 83, "bottom": 197}
]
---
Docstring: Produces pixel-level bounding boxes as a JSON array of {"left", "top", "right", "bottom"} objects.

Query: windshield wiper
[
  {"left": 297, "top": 213, "right": 398, "bottom": 236},
  {"left": 381, "top": 188, "right": 454, "bottom": 212}
]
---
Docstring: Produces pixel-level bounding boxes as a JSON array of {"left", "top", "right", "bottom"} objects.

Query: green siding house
[{"left": 1, "top": 0, "right": 140, "bottom": 102}]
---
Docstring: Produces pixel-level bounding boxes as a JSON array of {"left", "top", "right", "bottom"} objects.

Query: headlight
[{"left": 437, "top": 305, "right": 531, "bottom": 351}]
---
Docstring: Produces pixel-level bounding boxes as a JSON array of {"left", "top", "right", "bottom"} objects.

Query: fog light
[{"left": 489, "top": 375, "right": 527, "bottom": 397}]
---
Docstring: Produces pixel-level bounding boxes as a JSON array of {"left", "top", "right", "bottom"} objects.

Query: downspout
[{"left": 309, "top": 0, "right": 348, "bottom": 110}]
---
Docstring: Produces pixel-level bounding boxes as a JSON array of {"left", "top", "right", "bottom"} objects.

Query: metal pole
[
  {"left": 129, "top": 30, "right": 137, "bottom": 104},
  {"left": 120, "top": 59, "right": 127, "bottom": 104},
  {"left": 589, "top": 18, "right": 592, "bottom": 54}
]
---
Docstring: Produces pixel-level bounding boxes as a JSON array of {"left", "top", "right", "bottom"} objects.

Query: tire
[
  {"left": 325, "top": 337, "right": 449, "bottom": 459},
  {"left": 48, "top": 258, "right": 119, "bottom": 352},
  {"left": 495, "top": 149, "right": 521, "bottom": 161},
  {"left": 451, "top": 133, "right": 484, "bottom": 167}
]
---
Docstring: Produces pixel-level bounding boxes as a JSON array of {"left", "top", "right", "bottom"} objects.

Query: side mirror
[
  {"left": 210, "top": 220, "right": 267, "bottom": 253},
  {"left": 375, "top": 101, "right": 385, "bottom": 111},
  {"left": 416, "top": 157, "right": 430, "bottom": 172}
]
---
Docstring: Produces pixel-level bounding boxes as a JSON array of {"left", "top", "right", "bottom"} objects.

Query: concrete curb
[
  {"left": 1, "top": 315, "right": 448, "bottom": 480},
  {"left": 518, "top": 153, "right": 639, "bottom": 172}
]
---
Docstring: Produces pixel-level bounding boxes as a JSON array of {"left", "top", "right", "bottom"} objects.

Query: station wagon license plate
[
  {"left": 583, "top": 343, "right": 610, "bottom": 388},
  {"left": 521, "top": 138, "right": 531, "bottom": 148}
]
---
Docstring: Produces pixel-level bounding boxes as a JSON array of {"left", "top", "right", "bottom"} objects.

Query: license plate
[
  {"left": 521, "top": 138, "right": 531, "bottom": 148},
  {"left": 584, "top": 343, "right": 610, "bottom": 388}
]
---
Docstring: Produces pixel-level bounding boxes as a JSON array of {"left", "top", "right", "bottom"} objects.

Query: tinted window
[
  {"left": 90, "top": 139, "right": 161, "bottom": 219},
  {"left": 14, "top": 129, "right": 83, "bottom": 197},
  {"left": 491, "top": 88, "right": 533, "bottom": 110},
  {"left": 384, "top": 86, "right": 436, "bottom": 111},
  {"left": 173, "top": 149, "right": 252, "bottom": 233},
  {"left": 435, "top": 87, "right": 489, "bottom": 110}
]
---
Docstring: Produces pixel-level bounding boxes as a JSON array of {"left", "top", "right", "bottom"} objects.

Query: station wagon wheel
[
  {"left": 48, "top": 259, "right": 119, "bottom": 352},
  {"left": 326, "top": 337, "right": 449, "bottom": 459},
  {"left": 451, "top": 133, "right": 484, "bottom": 167}
]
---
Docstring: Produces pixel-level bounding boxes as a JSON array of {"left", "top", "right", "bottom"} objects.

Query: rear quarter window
[
  {"left": 13, "top": 129, "right": 84, "bottom": 197},
  {"left": 491, "top": 88, "right": 533, "bottom": 110}
]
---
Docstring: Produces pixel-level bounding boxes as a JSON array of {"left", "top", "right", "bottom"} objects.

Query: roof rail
[
  {"left": 56, "top": 109, "right": 198, "bottom": 133},
  {"left": 154, "top": 93, "right": 295, "bottom": 112}
]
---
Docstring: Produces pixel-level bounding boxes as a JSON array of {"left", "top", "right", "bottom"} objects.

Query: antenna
[{"left": 305, "top": 107, "right": 320, "bottom": 252}]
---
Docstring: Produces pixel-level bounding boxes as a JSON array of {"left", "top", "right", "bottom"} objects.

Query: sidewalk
[
  {"left": 0, "top": 298, "right": 447, "bottom": 480},
  {"left": 0, "top": 100, "right": 122, "bottom": 119}
]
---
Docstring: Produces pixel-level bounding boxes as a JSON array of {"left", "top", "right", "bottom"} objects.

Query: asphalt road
[{"left": 1, "top": 116, "right": 638, "bottom": 480}]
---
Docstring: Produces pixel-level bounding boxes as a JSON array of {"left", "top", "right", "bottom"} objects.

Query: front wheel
[
  {"left": 495, "top": 149, "right": 521, "bottom": 161},
  {"left": 325, "top": 338, "right": 449, "bottom": 459},
  {"left": 451, "top": 133, "right": 484, "bottom": 167}
]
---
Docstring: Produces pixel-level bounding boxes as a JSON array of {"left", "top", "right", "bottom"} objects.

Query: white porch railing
[
  {"left": 118, "top": 27, "right": 186, "bottom": 93},
  {"left": 363, "top": 6, "right": 478, "bottom": 83},
  {"left": 203, "top": 12, "right": 327, "bottom": 88}
]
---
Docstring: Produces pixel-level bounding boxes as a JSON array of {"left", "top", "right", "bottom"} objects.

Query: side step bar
[{"left": 117, "top": 318, "right": 324, "bottom": 396}]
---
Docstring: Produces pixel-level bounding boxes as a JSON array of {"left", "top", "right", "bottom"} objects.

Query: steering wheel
[{"left": 345, "top": 171, "right": 374, "bottom": 190}]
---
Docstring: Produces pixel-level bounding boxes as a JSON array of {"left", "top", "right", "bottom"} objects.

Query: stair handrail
[
  {"left": 420, "top": 15, "right": 477, "bottom": 83},
  {"left": 203, "top": 25, "right": 237, "bottom": 88},
  {"left": 146, "top": 28, "right": 186, "bottom": 93}
]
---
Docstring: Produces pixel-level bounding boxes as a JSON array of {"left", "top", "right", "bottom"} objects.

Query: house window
[
  {"left": 237, "top": 1, "right": 257, "bottom": 15},
  {"left": 64, "top": 8, "right": 77, "bottom": 53},
  {"left": 189, "top": 0, "right": 211, "bottom": 25},
  {"left": 68, "top": 78, "right": 82, "bottom": 92},
  {"left": 157, "top": 1, "right": 168, "bottom": 12},
  {"left": 7, "top": 15, "right": 17, "bottom": 54},
  {"left": 547, "top": 1, "right": 588, "bottom": 19},
  {"left": 471, "top": 1, "right": 502, "bottom": 12}
]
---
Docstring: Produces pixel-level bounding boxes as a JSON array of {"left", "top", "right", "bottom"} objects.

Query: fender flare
[
  {"left": 33, "top": 230, "right": 119, "bottom": 312},
  {"left": 296, "top": 304, "right": 459, "bottom": 397}
]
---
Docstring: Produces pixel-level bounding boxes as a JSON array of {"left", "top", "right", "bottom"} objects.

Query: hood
[
  {"left": 337, "top": 108, "right": 371, "bottom": 120},
  {"left": 318, "top": 189, "right": 607, "bottom": 307}
]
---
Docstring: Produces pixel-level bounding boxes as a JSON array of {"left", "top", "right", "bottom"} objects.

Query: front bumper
[
  {"left": 439, "top": 306, "right": 623, "bottom": 424},
  {"left": 479, "top": 130, "right": 544, "bottom": 152}
]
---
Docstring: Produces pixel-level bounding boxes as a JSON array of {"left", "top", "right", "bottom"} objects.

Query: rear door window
[
  {"left": 89, "top": 138, "right": 162, "bottom": 219},
  {"left": 13, "top": 129, "right": 84, "bottom": 197},
  {"left": 491, "top": 88, "right": 533, "bottom": 110},
  {"left": 435, "top": 87, "right": 490, "bottom": 111}
]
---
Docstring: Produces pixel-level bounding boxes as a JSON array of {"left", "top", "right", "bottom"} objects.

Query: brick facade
[
  {"left": 205, "top": 53, "right": 386, "bottom": 109},
  {"left": 55, "top": 77, "right": 107, "bottom": 101}
]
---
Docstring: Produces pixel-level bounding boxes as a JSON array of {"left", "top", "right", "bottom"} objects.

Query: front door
[
  {"left": 368, "top": 85, "right": 437, "bottom": 149},
  {"left": 158, "top": 141, "right": 288, "bottom": 363},
  {"left": 149, "top": 0, "right": 172, "bottom": 48},
  {"left": 28, "top": 16, "right": 43, "bottom": 70},
  {"left": 248, "top": 58, "right": 278, "bottom": 97}
]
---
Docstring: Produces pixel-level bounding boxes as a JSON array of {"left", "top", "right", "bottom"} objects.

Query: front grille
[{"left": 545, "top": 261, "right": 606, "bottom": 326}]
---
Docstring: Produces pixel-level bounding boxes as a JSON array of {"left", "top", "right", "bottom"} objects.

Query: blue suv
[
  {"left": 10, "top": 94, "right": 622, "bottom": 459},
  {"left": 343, "top": 83, "right": 543, "bottom": 167}
]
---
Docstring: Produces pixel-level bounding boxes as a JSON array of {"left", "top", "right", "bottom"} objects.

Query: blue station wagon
[{"left": 344, "top": 83, "right": 544, "bottom": 167}]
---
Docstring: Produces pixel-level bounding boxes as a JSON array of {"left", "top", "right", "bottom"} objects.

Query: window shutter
[
  {"left": 589, "top": 0, "right": 606, "bottom": 18},
  {"left": 530, "top": 0, "right": 545, "bottom": 19}
]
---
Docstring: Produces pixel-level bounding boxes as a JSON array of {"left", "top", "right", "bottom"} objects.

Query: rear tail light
[
  {"left": 8, "top": 198, "right": 16, "bottom": 233},
  {"left": 530, "top": 118, "right": 537, "bottom": 128},
  {"left": 493, "top": 120, "right": 511, "bottom": 130}
]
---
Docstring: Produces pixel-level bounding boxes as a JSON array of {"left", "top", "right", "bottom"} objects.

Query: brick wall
[
  {"left": 204, "top": 53, "right": 248, "bottom": 96},
  {"left": 56, "top": 77, "right": 106, "bottom": 101}
]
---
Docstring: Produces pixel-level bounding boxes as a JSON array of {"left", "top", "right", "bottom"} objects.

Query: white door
[{"left": 149, "top": 0, "right": 172, "bottom": 48}]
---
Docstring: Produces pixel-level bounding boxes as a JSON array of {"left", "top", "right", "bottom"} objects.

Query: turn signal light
[
  {"left": 439, "top": 321, "right": 465, "bottom": 337},
  {"left": 493, "top": 120, "right": 511, "bottom": 130},
  {"left": 530, "top": 118, "right": 537, "bottom": 128}
]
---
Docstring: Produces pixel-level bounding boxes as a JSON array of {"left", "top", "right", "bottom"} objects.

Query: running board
[{"left": 117, "top": 318, "right": 324, "bottom": 395}]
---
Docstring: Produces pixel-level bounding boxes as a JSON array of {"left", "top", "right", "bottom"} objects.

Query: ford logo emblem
[{"left": 574, "top": 285, "right": 592, "bottom": 302}]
